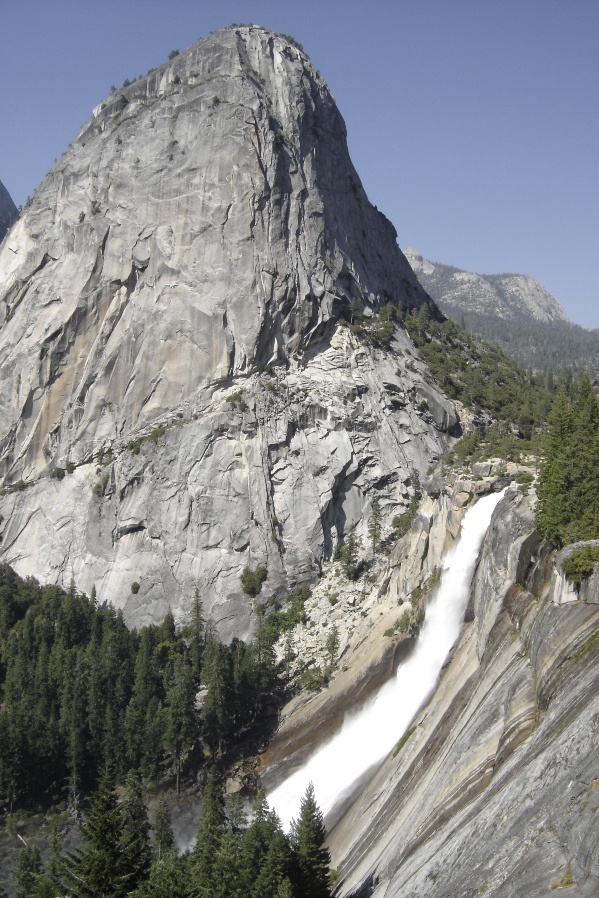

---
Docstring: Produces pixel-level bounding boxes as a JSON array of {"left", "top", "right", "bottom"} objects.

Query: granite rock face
[
  {"left": 328, "top": 489, "right": 599, "bottom": 898},
  {"left": 0, "top": 180, "right": 17, "bottom": 244},
  {"left": 0, "top": 27, "right": 453, "bottom": 634}
]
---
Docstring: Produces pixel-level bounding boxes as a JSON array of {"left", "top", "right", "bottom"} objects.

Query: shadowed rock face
[
  {"left": 0, "top": 180, "right": 17, "bottom": 244},
  {"left": 0, "top": 26, "right": 454, "bottom": 634}
]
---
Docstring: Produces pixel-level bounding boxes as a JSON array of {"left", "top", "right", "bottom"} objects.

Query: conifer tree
[
  {"left": 191, "top": 766, "right": 227, "bottom": 890},
  {"left": 202, "top": 625, "right": 234, "bottom": 751},
  {"left": 368, "top": 498, "right": 382, "bottom": 553},
  {"left": 12, "top": 846, "right": 46, "bottom": 898},
  {"left": 163, "top": 655, "right": 198, "bottom": 794},
  {"left": 189, "top": 589, "right": 205, "bottom": 685},
  {"left": 341, "top": 528, "right": 359, "bottom": 580},
  {"left": 250, "top": 828, "right": 294, "bottom": 898},
  {"left": 57, "top": 774, "right": 135, "bottom": 898},
  {"left": 326, "top": 625, "right": 339, "bottom": 667},
  {"left": 153, "top": 794, "right": 175, "bottom": 861},
  {"left": 290, "top": 783, "right": 331, "bottom": 898},
  {"left": 48, "top": 818, "right": 62, "bottom": 879},
  {"left": 119, "top": 772, "right": 152, "bottom": 889},
  {"left": 211, "top": 828, "right": 244, "bottom": 898}
]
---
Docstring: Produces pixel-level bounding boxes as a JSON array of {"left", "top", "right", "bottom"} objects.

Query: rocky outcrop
[
  {"left": 328, "top": 488, "right": 599, "bottom": 898},
  {"left": 0, "top": 180, "right": 17, "bottom": 244},
  {"left": 0, "top": 27, "right": 453, "bottom": 633}
]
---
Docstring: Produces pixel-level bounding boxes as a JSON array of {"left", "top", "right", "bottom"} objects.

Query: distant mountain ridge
[
  {"left": 405, "top": 247, "right": 599, "bottom": 372},
  {"left": 0, "top": 180, "right": 17, "bottom": 243}
]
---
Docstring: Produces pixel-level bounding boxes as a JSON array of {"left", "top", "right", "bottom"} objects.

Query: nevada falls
[{"left": 0, "top": 24, "right": 598, "bottom": 898}]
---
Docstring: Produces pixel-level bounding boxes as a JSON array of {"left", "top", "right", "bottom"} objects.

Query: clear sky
[{"left": 2, "top": 0, "right": 598, "bottom": 327}]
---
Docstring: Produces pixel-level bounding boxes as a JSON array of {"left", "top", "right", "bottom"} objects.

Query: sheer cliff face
[
  {"left": 0, "top": 180, "right": 17, "bottom": 244},
  {"left": 0, "top": 27, "right": 453, "bottom": 633}
]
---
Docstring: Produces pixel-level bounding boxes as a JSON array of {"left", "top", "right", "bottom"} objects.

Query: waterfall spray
[{"left": 268, "top": 489, "right": 506, "bottom": 831}]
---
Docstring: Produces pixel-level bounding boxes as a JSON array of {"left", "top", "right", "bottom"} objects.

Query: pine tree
[
  {"left": 211, "top": 828, "right": 244, "bottom": 898},
  {"left": 12, "top": 846, "right": 46, "bottom": 898},
  {"left": 163, "top": 655, "right": 198, "bottom": 794},
  {"left": 250, "top": 828, "right": 294, "bottom": 898},
  {"left": 49, "top": 817, "right": 62, "bottom": 879},
  {"left": 202, "top": 625, "right": 233, "bottom": 751},
  {"left": 325, "top": 625, "right": 339, "bottom": 667},
  {"left": 341, "top": 528, "right": 359, "bottom": 580},
  {"left": 130, "top": 850, "right": 186, "bottom": 898},
  {"left": 119, "top": 772, "right": 152, "bottom": 889},
  {"left": 368, "top": 498, "right": 382, "bottom": 553},
  {"left": 153, "top": 794, "right": 175, "bottom": 861},
  {"left": 240, "top": 793, "right": 292, "bottom": 897},
  {"left": 56, "top": 774, "right": 135, "bottom": 898},
  {"left": 191, "top": 766, "right": 227, "bottom": 890},
  {"left": 189, "top": 589, "right": 205, "bottom": 685},
  {"left": 290, "top": 783, "right": 331, "bottom": 898}
]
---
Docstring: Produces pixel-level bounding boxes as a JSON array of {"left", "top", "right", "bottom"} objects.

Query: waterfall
[{"left": 268, "top": 489, "right": 506, "bottom": 831}]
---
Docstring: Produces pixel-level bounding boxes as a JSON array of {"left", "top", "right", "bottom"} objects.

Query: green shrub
[
  {"left": 516, "top": 473, "right": 534, "bottom": 485},
  {"left": 50, "top": 467, "right": 65, "bottom": 481},
  {"left": 130, "top": 581, "right": 140, "bottom": 594},
  {"left": 300, "top": 665, "right": 328, "bottom": 692},
  {"left": 92, "top": 474, "right": 109, "bottom": 498},
  {"left": 8, "top": 480, "right": 28, "bottom": 493},
  {"left": 398, "top": 612, "right": 410, "bottom": 633},
  {"left": 392, "top": 726, "right": 415, "bottom": 758},
  {"left": 226, "top": 390, "right": 247, "bottom": 411},
  {"left": 240, "top": 565, "right": 267, "bottom": 597},
  {"left": 260, "top": 584, "right": 310, "bottom": 642},
  {"left": 148, "top": 425, "right": 166, "bottom": 442},
  {"left": 561, "top": 546, "right": 599, "bottom": 588},
  {"left": 385, "top": 611, "right": 411, "bottom": 638}
]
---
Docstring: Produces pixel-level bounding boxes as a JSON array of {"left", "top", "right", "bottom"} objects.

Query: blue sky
[{"left": 1, "top": 0, "right": 598, "bottom": 327}]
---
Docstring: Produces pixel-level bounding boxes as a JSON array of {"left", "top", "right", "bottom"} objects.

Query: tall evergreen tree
[
  {"left": 368, "top": 498, "right": 382, "bottom": 553},
  {"left": 119, "top": 773, "right": 152, "bottom": 890},
  {"left": 12, "top": 846, "right": 47, "bottom": 898},
  {"left": 341, "top": 528, "right": 359, "bottom": 580},
  {"left": 57, "top": 774, "right": 136, "bottom": 898},
  {"left": 191, "top": 766, "right": 227, "bottom": 891},
  {"left": 163, "top": 655, "right": 198, "bottom": 794},
  {"left": 189, "top": 589, "right": 205, "bottom": 685},
  {"left": 290, "top": 783, "right": 331, "bottom": 898},
  {"left": 153, "top": 793, "right": 175, "bottom": 862},
  {"left": 202, "top": 625, "right": 233, "bottom": 751}
]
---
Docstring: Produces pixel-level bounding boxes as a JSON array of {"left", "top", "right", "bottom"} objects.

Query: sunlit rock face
[
  {"left": 0, "top": 26, "right": 456, "bottom": 634},
  {"left": 0, "top": 180, "right": 17, "bottom": 244}
]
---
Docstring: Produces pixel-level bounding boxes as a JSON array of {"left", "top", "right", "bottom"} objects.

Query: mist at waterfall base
[{"left": 268, "top": 489, "right": 506, "bottom": 832}]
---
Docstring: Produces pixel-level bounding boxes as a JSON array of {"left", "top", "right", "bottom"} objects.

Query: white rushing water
[{"left": 268, "top": 489, "right": 505, "bottom": 831}]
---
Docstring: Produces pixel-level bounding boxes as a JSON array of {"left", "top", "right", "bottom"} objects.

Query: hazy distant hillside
[{"left": 405, "top": 247, "right": 599, "bottom": 372}]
